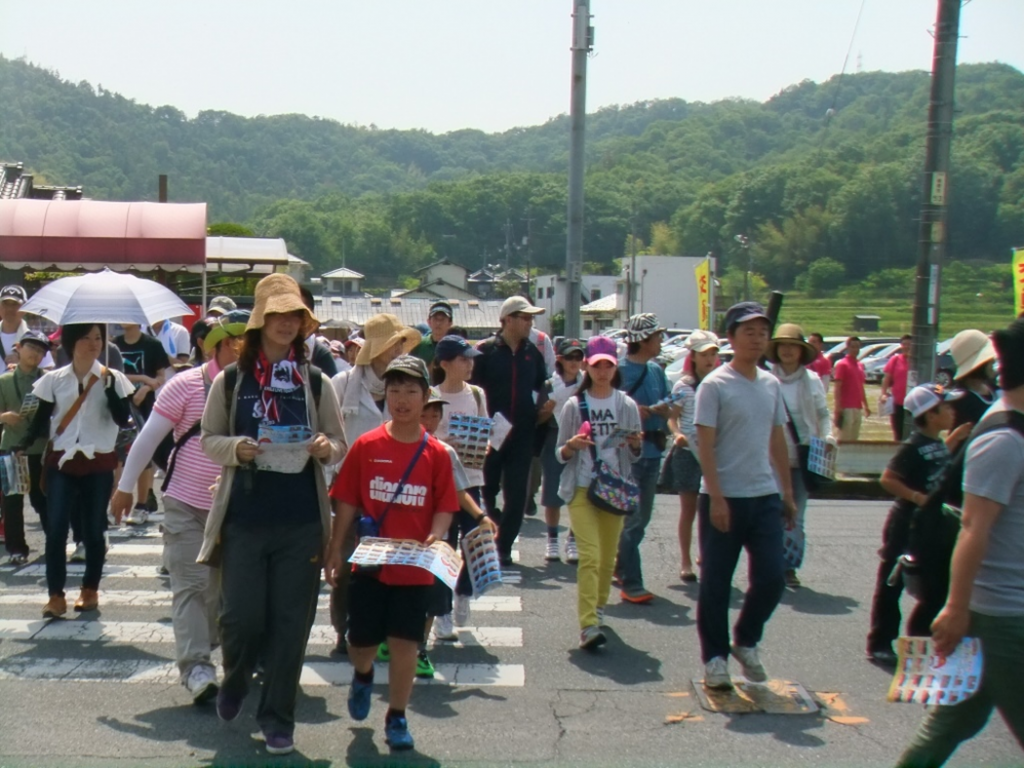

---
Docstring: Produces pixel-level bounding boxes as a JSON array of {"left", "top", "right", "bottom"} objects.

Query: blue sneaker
[
  {"left": 385, "top": 715, "right": 415, "bottom": 751},
  {"left": 347, "top": 674, "right": 373, "bottom": 721}
]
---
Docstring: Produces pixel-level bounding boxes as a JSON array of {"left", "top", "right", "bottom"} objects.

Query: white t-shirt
[
  {"left": 548, "top": 372, "right": 583, "bottom": 427},
  {"left": 576, "top": 392, "right": 620, "bottom": 486},
  {"left": 154, "top": 321, "right": 190, "bottom": 360},
  {"left": 433, "top": 382, "right": 488, "bottom": 488}
]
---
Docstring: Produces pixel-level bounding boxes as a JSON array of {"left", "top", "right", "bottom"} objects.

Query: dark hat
[
  {"left": 724, "top": 301, "right": 770, "bottom": 333},
  {"left": 428, "top": 300, "right": 454, "bottom": 319},
  {"left": 0, "top": 285, "right": 27, "bottom": 305},
  {"left": 558, "top": 338, "right": 585, "bottom": 356},
  {"left": 993, "top": 318, "right": 1024, "bottom": 390},
  {"left": 435, "top": 334, "right": 481, "bottom": 362},
  {"left": 18, "top": 329, "right": 51, "bottom": 351},
  {"left": 383, "top": 354, "right": 430, "bottom": 381}
]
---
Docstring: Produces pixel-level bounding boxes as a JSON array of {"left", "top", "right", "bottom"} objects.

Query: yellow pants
[{"left": 568, "top": 490, "right": 626, "bottom": 629}]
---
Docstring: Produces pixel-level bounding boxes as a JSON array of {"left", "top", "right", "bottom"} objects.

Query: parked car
[
  {"left": 862, "top": 343, "right": 901, "bottom": 384},
  {"left": 935, "top": 339, "right": 956, "bottom": 387},
  {"left": 826, "top": 337, "right": 903, "bottom": 364}
]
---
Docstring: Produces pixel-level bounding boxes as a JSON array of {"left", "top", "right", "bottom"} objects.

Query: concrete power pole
[
  {"left": 909, "top": 0, "right": 960, "bottom": 393},
  {"left": 564, "top": 1, "right": 592, "bottom": 339}
]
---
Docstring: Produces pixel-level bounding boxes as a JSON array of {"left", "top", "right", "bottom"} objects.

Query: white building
[
  {"left": 617, "top": 255, "right": 704, "bottom": 331},
  {"left": 532, "top": 274, "right": 617, "bottom": 335}
]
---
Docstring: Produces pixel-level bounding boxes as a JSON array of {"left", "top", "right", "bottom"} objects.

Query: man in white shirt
[
  {"left": 0, "top": 286, "right": 55, "bottom": 369},
  {"left": 151, "top": 318, "right": 191, "bottom": 365}
]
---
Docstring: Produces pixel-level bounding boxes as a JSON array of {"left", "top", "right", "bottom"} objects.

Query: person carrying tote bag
[{"left": 555, "top": 336, "right": 642, "bottom": 651}]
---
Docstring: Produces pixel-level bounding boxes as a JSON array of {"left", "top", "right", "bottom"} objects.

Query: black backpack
[{"left": 908, "top": 409, "right": 1024, "bottom": 571}]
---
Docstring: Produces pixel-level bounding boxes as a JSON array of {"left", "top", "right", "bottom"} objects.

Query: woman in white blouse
[
  {"left": 767, "top": 323, "right": 835, "bottom": 589},
  {"left": 23, "top": 323, "right": 135, "bottom": 618}
]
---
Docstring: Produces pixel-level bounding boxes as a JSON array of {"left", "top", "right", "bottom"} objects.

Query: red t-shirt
[
  {"left": 883, "top": 353, "right": 909, "bottom": 405},
  {"left": 833, "top": 356, "right": 866, "bottom": 410},
  {"left": 807, "top": 352, "right": 832, "bottom": 380},
  {"left": 330, "top": 424, "right": 458, "bottom": 586}
]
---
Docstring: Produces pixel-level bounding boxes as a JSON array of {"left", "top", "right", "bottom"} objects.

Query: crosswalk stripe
[
  {"left": 0, "top": 619, "right": 523, "bottom": 648},
  {"left": 11, "top": 565, "right": 163, "bottom": 578},
  {"left": 0, "top": 591, "right": 523, "bottom": 611},
  {"left": 0, "top": 658, "right": 526, "bottom": 687}
]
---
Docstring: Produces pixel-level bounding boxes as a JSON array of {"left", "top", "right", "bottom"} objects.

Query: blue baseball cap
[
  {"left": 724, "top": 301, "right": 770, "bottom": 333},
  {"left": 435, "top": 334, "right": 481, "bottom": 362}
]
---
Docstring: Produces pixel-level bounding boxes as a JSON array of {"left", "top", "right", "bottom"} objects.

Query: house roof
[
  {"left": 314, "top": 296, "right": 504, "bottom": 331},
  {"left": 414, "top": 257, "right": 470, "bottom": 274},
  {"left": 206, "top": 236, "right": 309, "bottom": 274},
  {"left": 580, "top": 294, "right": 618, "bottom": 314},
  {"left": 321, "top": 267, "right": 365, "bottom": 279},
  {"left": 395, "top": 278, "right": 478, "bottom": 301}
]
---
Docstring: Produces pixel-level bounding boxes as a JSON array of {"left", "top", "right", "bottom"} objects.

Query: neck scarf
[
  {"left": 771, "top": 363, "right": 819, "bottom": 439},
  {"left": 254, "top": 347, "right": 303, "bottom": 423},
  {"left": 364, "top": 364, "right": 386, "bottom": 400}
]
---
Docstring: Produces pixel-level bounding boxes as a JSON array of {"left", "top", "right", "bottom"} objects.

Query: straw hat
[
  {"left": 246, "top": 274, "right": 319, "bottom": 338},
  {"left": 355, "top": 313, "right": 421, "bottom": 366},
  {"left": 950, "top": 329, "right": 995, "bottom": 380},
  {"left": 767, "top": 323, "right": 816, "bottom": 366}
]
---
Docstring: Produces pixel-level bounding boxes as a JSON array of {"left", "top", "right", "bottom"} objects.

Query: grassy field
[{"left": 776, "top": 295, "right": 1012, "bottom": 338}]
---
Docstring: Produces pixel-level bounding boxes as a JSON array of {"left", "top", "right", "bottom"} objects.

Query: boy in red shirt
[
  {"left": 833, "top": 336, "right": 871, "bottom": 441},
  {"left": 324, "top": 355, "right": 458, "bottom": 751}
]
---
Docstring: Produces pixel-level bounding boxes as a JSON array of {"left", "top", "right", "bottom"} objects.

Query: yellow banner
[
  {"left": 695, "top": 258, "right": 711, "bottom": 330},
  {"left": 1015, "top": 248, "right": 1024, "bottom": 318}
]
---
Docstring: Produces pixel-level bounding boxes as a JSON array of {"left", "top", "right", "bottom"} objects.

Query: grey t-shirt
[
  {"left": 695, "top": 364, "right": 787, "bottom": 498},
  {"left": 439, "top": 440, "right": 471, "bottom": 492},
  {"left": 962, "top": 400, "right": 1024, "bottom": 617}
]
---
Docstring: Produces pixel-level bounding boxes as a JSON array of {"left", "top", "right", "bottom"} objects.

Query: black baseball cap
[
  {"left": 18, "top": 329, "right": 51, "bottom": 351},
  {"left": 724, "top": 301, "right": 770, "bottom": 333},
  {"left": 429, "top": 300, "right": 454, "bottom": 319},
  {"left": 558, "top": 338, "right": 585, "bottom": 357}
]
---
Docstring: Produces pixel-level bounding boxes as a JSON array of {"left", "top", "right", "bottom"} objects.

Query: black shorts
[
  {"left": 347, "top": 572, "right": 431, "bottom": 647},
  {"left": 426, "top": 577, "right": 453, "bottom": 618}
]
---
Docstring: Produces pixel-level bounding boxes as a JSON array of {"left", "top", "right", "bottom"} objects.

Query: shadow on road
[
  {"left": 345, "top": 725, "right": 441, "bottom": 768},
  {"left": 781, "top": 586, "right": 859, "bottom": 615},
  {"left": 410, "top": 685, "right": 508, "bottom": 720},
  {"left": 566, "top": 628, "right": 663, "bottom": 685},
  {"left": 724, "top": 711, "right": 827, "bottom": 748},
  {"left": 603, "top": 594, "right": 695, "bottom": 628}
]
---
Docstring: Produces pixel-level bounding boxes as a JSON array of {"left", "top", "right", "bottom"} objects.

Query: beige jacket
[{"left": 197, "top": 365, "right": 347, "bottom": 564}]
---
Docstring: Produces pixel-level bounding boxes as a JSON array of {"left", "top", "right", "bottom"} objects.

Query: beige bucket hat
[
  {"left": 356, "top": 313, "right": 422, "bottom": 366},
  {"left": 950, "top": 329, "right": 995, "bottom": 380},
  {"left": 246, "top": 274, "right": 319, "bottom": 339},
  {"left": 767, "top": 323, "right": 817, "bottom": 366}
]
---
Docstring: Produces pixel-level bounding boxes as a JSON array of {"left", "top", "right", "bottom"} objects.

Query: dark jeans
[
  {"left": 483, "top": 429, "right": 535, "bottom": 558},
  {"left": 890, "top": 404, "right": 907, "bottom": 441},
  {"left": 897, "top": 612, "right": 1024, "bottom": 767},
  {"left": 867, "top": 506, "right": 946, "bottom": 651},
  {"left": 616, "top": 457, "right": 661, "bottom": 592},
  {"left": 3, "top": 453, "right": 47, "bottom": 557},
  {"left": 696, "top": 493, "right": 785, "bottom": 663},
  {"left": 220, "top": 520, "right": 323, "bottom": 736},
  {"left": 44, "top": 468, "right": 112, "bottom": 595}
]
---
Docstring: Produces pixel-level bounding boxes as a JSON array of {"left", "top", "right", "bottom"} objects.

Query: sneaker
[
  {"left": 620, "top": 588, "right": 655, "bottom": 604},
  {"left": 263, "top": 731, "right": 294, "bottom": 756},
  {"left": 8, "top": 553, "right": 27, "bottom": 566},
  {"left": 216, "top": 690, "right": 243, "bottom": 722},
  {"left": 347, "top": 673, "right": 373, "bottom": 721},
  {"left": 185, "top": 664, "right": 218, "bottom": 704},
  {"left": 453, "top": 593, "right": 471, "bottom": 627},
  {"left": 415, "top": 650, "right": 435, "bottom": 679},
  {"left": 376, "top": 642, "right": 390, "bottom": 663},
  {"left": 731, "top": 644, "right": 768, "bottom": 683},
  {"left": 70, "top": 542, "right": 86, "bottom": 562},
  {"left": 784, "top": 569, "right": 802, "bottom": 588},
  {"left": 125, "top": 505, "right": 149, "bottom": 526},
  {"left": 330, "top": 635, "right": 348, "bottom": 657},
  {"left": 545, "top": 538, "right": 560, "bottom": 561},
  {"left": 433, "top": 613, "right": 458, "bottom": 642},
  {"left": 565, "top": 537, "right": 579, "bottom": 564},
  {"left": 145, "top": 489, "right": 159, "bottom": 513},
  {"left": 579, "top": 625, "right": 606, "bottom": 650},
  {"left": 704, "top": 657, "right": 733, "bottom": 690},
  {"left": 595, "top": 607, "right": 606, "bottom": 627},
  {"left": 385, "top": 715, "right": 415, "bottom": 751},
  {"left": 866, "top": 647, "right": 899, "bottom": 666},
  {"left": 499, "top": 554, "right": 514, "bottom": 568}
]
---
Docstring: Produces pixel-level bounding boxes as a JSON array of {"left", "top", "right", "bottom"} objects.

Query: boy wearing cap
[
  {"left": 866, "top": 384, "right": 972, "bottom": 664},
  {"left": 895, "top": 318, "right": 1024, "bottom": 767},
  {"left": 616, "top": 313, "right": 672, "bottom": 603},
  {"left": 412, "top": 301, "right": 454, "bottom": 365},
  {"left": 694, "top": 301, "right": 798, "bottom": 690},
  {"left": 325, "top": 355, "right": 458, "bottom": 751},
  {"left": 0, "top": 285, "right": 55, "bottom": 369},
  {"left": 471, "top": 295, "right": 547, "bottom": 565},
  {"left": 0, "top": 331, "right": 51, "bottom": 563}
]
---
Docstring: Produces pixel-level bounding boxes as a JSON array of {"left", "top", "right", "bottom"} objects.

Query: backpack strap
[{"left": 470, "top": 384, "right": 484, "bottom": 416}]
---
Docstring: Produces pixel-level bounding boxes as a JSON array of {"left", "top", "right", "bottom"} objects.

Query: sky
[{"left": 1, "top": 1, "right": 1021, "bottom": 134}]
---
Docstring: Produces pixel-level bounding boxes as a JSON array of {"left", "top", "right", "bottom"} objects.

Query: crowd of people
[{"left": 0, "top": 274, "right": 1020, "bottom": 762}]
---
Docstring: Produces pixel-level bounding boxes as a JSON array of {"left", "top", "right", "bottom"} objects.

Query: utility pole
[
  {"left": 910, "top": 0, "right": 960, "bottom": 394},
  {"left": 522, "top": 217, "right": 534, "bottom": 302},
  {"left": 629, "top": 206, "right": 638, "bottom": 317},
  {"left": 564, "top": 0, "right": 592, "bottom": 339},
  {"left": 504, "top": 218, "right": 513, "bottom": 272}
]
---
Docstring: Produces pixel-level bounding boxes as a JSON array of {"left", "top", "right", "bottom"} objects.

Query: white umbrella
[{"left": 20, "top": 269, "right": 194, "bottom": 326}]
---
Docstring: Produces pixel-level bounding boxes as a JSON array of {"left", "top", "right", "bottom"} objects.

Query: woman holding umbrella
[
  {"left": 198, "top": 274, "right": 346, "bottom": 756},
  {"left": 22, "top": 324, "right": 135, "bottom": 617}
]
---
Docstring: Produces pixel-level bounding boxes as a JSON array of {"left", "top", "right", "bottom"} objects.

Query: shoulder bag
[
  {"left": 579, "top": 394, "right": 639, "bottom": 516},
  {"left": 42, "top": 368, "right": 118, "bottom": 491},
  {"left": 781, "top": 392, "right": 828, "bottom": 492}
]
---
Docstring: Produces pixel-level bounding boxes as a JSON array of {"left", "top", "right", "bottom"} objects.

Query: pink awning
[{"left": 0, "top": 199, "right": 207, "bottom": 271}]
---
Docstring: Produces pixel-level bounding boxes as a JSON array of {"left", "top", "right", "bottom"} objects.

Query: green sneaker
[
  {"left": 376, "top": 642, "right": 390, "bottom": 663},
  {"left": 415, "top": 650, "right": 435, "bottom": 679}
]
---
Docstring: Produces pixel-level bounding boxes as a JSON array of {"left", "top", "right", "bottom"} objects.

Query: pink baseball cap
[{"left": 586, "top": 335, "right": 619, "bottom": 366}]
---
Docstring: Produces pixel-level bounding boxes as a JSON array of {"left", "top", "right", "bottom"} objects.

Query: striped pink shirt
[{"left": 152, "top": 362, "right": 219, "bottom": 511}]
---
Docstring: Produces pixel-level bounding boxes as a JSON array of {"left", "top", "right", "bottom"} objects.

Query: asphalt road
[{"left": 0, "top": 496, "right": 1018, "bottom": 768}]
